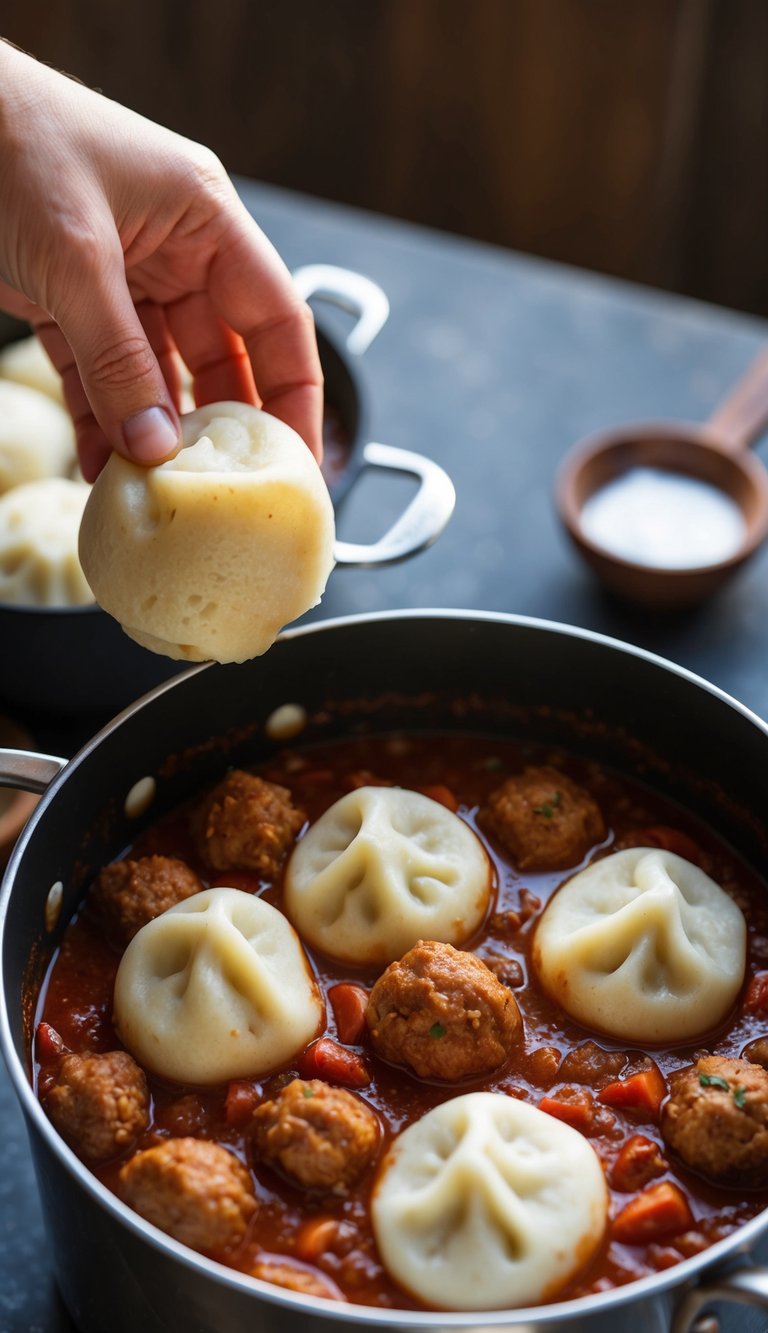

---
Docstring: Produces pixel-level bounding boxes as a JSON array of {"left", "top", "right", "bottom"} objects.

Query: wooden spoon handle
[{"left": 707, "top": 348, "right": 768, "bottom": 452}]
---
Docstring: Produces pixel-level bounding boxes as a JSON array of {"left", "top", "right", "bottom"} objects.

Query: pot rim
[{"left": 2, "top": 606, "right": 768, "bottom": 1326}]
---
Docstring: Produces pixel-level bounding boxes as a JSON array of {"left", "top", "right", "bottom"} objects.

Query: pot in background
[
  {"left": 0, "top": 268, "right": 454, "bottom": 716},
  {"left": 1, "top": 609, "right": 768, "bottom": 1333}
]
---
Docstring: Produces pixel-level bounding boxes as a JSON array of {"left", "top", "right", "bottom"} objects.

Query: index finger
[{"left": 208, "top": 209, "right": 324, "bottom": 460}]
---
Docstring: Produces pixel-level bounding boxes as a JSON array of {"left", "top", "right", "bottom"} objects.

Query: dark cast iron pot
[
  {"left": 1, "top": 609, "right": 768, "bottom": 1333},
  {"left": 0, "top": 268, "right": 454, "bottom": 716}
]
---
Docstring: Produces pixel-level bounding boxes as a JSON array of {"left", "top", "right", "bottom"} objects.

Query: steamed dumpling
[
  {"left": 372, "top": 1092, "right": 607, "bottom": 1310},
  {"left": 0, "top": 380, "right": 76, "bottom": 494},
  {"left": 78, "top": 401, "right": 336, "bottom": 663},
  {"left": 284, "top": 786, "right": 492, "bottom": 966},
  {"left": 533, "top": 847, "right": 746, "bottom": 1042},
  {"left": 113, "top": 887, "right": 323, "bottom": 1083},
  {"left": 0, "top": 333, "right": 65, "bottom": 404},
  {"left": 0, "top": 478, "right": 94, "bottom": 606}
]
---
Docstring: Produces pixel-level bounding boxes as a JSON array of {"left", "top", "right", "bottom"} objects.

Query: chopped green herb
[
  {"left": 430, "top": 1022, "right": 446, "bottom": 1039},
  {"left": 698, "top": 1073, "right": 730, "bottom": 1093},
  {"left": 533, "top": 792, "right": 563, "bottom": 818},
  {"left": 302, "top": 1085, "right": 315, "bottom": 1098},
  {"left": 734, "top": 1085, "right": 747, "bottom": 1109}
]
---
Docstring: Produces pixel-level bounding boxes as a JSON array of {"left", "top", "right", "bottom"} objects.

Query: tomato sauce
[{"left": 33, "top": 732, "right": 768, "bottom": 1310}]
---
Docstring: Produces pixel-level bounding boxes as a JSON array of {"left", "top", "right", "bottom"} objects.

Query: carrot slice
[
  {"left": 599, "top": 1063, "right": 667, "bottom": 1117},
  {"left": 539, "top": 1094, "right": 593, "bottom": 1132},
  {"left": 613, "top": 1182, "right": 694, "bottom": 1245},
  {"left": 419, "top": 784, "right": 459, "bottom": 812},
  {"left": 225, "top": 1079, "right": 262, "bottom": 1127},
  {"left": 610, "top": 1134, "right": 667, "bottom": 1192},
  {"left": 328, "top": 983, "right": 369, "bottom": 1046},
  {"left": 298, "top": 1037, "right": 371, "bottom": 1088}
]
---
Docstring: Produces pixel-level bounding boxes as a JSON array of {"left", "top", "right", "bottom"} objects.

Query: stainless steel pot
[
  {"left": 0, "top": 268, "right": 455, "bottom": 715},
  {"left": 1, "top": 610, "right": 768, "bottom": 1333}
]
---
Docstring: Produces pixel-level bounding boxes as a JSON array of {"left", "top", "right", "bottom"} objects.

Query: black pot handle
[
  {"left": 292, "top": 264, "right": 390, "bottom": 356},
  {"left": 333, "top": 442, "right": 455, "bottom": 567}
]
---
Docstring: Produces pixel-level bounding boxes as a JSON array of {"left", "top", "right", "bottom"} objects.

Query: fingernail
[{"left": 122, "top": 406, "right": 180, "bottom": 463}]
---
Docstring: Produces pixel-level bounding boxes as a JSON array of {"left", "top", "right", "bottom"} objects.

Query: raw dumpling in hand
[
  {"left": 113, "top": 887, "right": 324, "bottom": 1084},
  {"left": 533, "top": 847, "right": 746, "bottom": 1042},
  {"left": 284, "top": 786, "right": 492, "bottom": 966},
  {"left": 0, "top": 478, "right": 93, "bottom": 606},
  {"left": 0, "top": 333, "right": 65, "bottom": 404},
  {"left": 372, "top": 1092, "right": 607, "bottom": 1310},
  {"left": 78, "top": 402, "right": 336, "bottom": 663},
  {"left": 0, "top": 380, "right": 76, "bottom": 495}
]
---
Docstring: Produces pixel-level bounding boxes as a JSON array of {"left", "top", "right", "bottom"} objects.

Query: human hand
[{"left": 0, "top": 42, "right": 323, "bottom": 481}]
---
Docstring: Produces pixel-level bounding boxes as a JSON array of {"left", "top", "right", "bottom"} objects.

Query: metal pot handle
[
  {"left": 0, "top": 749, "right": 66, "bottom": 792},
  {"left": 292, "top": 264, "right": 390, "bottom": 356},
  {"left": 333, "top": 442, "right": 455, "bottom": 568},
  {"left": 672, "top": 1264, "right": 768, "bottom": 1331}
]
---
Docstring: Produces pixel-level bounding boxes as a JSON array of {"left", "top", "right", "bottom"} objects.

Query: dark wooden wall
[{"left": 4, "top": 0, "right": 768, "bottom": 316}]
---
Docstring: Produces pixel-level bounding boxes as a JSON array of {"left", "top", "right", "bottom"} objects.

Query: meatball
[
  {"left": 251, "top": 1257, "right": 343, "bottom": 1301},
  {"left": 90, "top": 855, "right": 203, "bottom": 946},
  {"left": 192, "top": 770, "right": 305, "bottom": 878},
  {"left": 365, "top": 939, "right": 522, "bottom": 1080},
  {"left": 661, "top": 1055, "right": 768, "bottom": 1185},
  {"left": 479, "top": 765, "right": 605, "bottom": 870},
  {"left": 44, "top": 1050, "right": 149, "bottom": 1162},
  {"left": 118, "top": 1138, "right": 256, "bottom": 1253},
  {"left": 253, "top": 1079, "right": 379, "bottom": 1193}
]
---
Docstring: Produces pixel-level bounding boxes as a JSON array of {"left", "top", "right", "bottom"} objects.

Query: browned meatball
[
  {"left": 365, "top": 939, "right": 522, "bottom": 1080},
  {"left": 661, "top": 1055, "right": 768, "bottom": 1185},
  {"left": 90, "top": 855, "right": 203, "bottom": 946},
  {"left": 252, "top": 1079, "right": 379, "bottom": 1194},
  {"left": 44, "top": 1050, "right": 149, "bottom": 1162},
  {"left": 251, "top": 1257, "right": 343, "bottom": 1300},
  {"left": 118, "top": 1138, "right": 256, "bottom": 1254},
  {"left": 192, "top": 770, "right": 305, "bottom": 878},
  {"left": 479, "top": 765, "right": 605, "bottom": 870}
]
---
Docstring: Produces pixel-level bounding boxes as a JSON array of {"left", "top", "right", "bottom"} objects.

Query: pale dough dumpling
[
  {"left": 0, "top": 478, "right": 93, "bottom": 606},
  {"left": 372, "top": 1092, "right": 607, "bottom": 1310},
  {"left": 0, "top": 334, "right": 65, "bottom": 404},
  {"left": 113, "top": 887, "right": 323, "bottom": 1083},
  {"left": 78, "top": 402, "right": 336, "bottom": 662},
  {"left": 284, "top": 786, "right": 492, "bottom": 966},
  {"left": 0, "top": 380, "right": 76, "bottom": 494},
  {"left": 533, "top": 847, "right": 746, "bottom": 1042}
]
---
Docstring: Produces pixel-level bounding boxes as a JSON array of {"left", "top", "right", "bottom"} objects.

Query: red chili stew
[{"left": 33, "top": 731, "right": 768, "bottom": 1310}]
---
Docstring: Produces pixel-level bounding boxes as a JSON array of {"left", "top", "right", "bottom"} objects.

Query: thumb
[{"left": 53, "top": 246, "right": 180, "bottom": 473}]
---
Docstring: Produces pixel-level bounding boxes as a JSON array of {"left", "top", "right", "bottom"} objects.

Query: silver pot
[{"left": 1, "top": 610, "right": 768, "bottom": 1333}]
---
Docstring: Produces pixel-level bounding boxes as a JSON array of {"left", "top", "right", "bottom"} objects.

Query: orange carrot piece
[
  {"left": 599, "top": 1063, "right": 667, "bottom": 1117},
  {"left": 539, "top": 1094, "right": 593, "bottom": 1132},
  {"left": 610, "top": 1135, "right": 667, "bottom": 1192},
  {"left": 329, "top": 982, "right": 370, "bottom": 1045},
  {"left": 613, "top": 1182, "right": 694, "bottom": 1245},
  {"left": 295, "top": 1217, "right": 340, "bottom": 1263},
  {"left": 298, "top": 1037, "right": 371, "bottom": 1088},
  {"left": 418, "top": 784, "right": 459, "bottom": 812}
]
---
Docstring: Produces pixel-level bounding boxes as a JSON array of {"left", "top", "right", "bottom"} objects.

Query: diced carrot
[
  {"left": 211, "top": 870, "right": 262, "bottom": 894},
  {"left": 539, "top": 1094, "right": 594, "bottom": 1133},
  {"left": 35, "top": 1022, "right": 65, "bottom": 1062},
  {"left": 418, "top": 784, "right": 459, "bottom": 812},
  {"left": 298, "top": 1037, "right": 371, "bottom": 1088},
  {"left": 610, "top": 1135, "right": 667, "bottom": 1192},
  {"left": 744, "top": 972, "right": 768, "bottom": 1016},
  {"left": 634, "top": 826, "right": 701, "bottom": 865},
  {"left": 613, "top": 1182, "right": 694, "bottom": 1246},
  {"left": 599, "top": 1063, "right": 667, "bottom": 1117},
  {"left": 328, "top": 983, "right": 369, "bottom": 1046},
  {"left": 295, "top": 1217, "right": 340, "bottom": 1263},
  {"left": 225, "top": 1079, "right": 262, "bottom": 1127}
]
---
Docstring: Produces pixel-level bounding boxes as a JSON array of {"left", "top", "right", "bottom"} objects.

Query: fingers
[
  {"left": 207, "top": 212, "right": 324, "bottom": 460},
  {"left": 48, "top": 232, "right": 181, "bottom": 476},
  {"left": 164, "top": 292, "right": 258, "bottom": 408}
]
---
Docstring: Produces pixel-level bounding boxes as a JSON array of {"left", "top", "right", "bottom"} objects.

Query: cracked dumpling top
[
  {"left": 113, "top": 887, "right": 324, "bottom": 1083},
  {"left": 532, "top": 847, "right": 746, "bottom": 1042},
  {"left": 78, "top": 402, "right": 335, "bottom": 663},
  {"left": 284, "top": 786, "right": 493, "bottom": 966},
  {"left": 371, "top": 1092, "right": 607, "bottom": 1309}
]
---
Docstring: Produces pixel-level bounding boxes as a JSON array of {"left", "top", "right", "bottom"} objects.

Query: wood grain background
[{"left": 3, "top": 0, "right": 768, "bottom": 316}]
